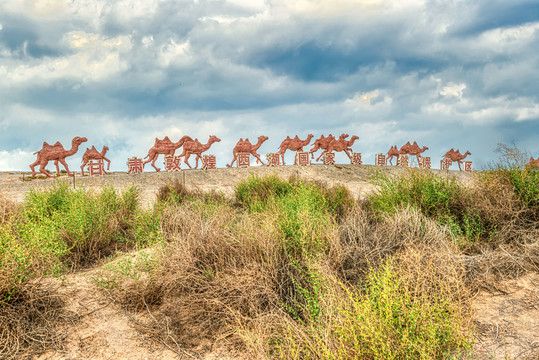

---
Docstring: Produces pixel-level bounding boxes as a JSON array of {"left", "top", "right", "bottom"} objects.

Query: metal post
[{"left": 73, "top": 172, "right": 76, "bottom": 189}]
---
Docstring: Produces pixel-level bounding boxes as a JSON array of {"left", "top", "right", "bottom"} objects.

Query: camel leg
[
  {"left": 194, "top": 154, "right": 202, "bottom": 169},
  {"left": 81, "top": 162, "right": 86, "bottom": 176},
  {"left": 104, "top": 157, "right": 111, "bottom": 170},
  {"left": 151, "top": 155, "right": 161, "bottom": 172},
  {"left": 58, "top": 159, "right": 73, "bottom": 176},
  {"left": 280, "top": 150, "right": 286, "bottom": 166},
  {"left": 54, "top": 160, "right": 61, "bottom": 175},
  {"left": 458, "top": 160, "right": 462, "bottom": 171},
  {"left": 30, "top": 160, "right": 39, "bottom": 176},
  {"left": 388, "top": 156, "right": 393, "bottom": 166},
  {"left": 227, "top": 153, "right": 238, "bottom": 168},
  {"left": 316, "top": 150, "right": 327, "bottom": 162},
  {"left": 39, "top": 162, "right": 54, "bottom": 178},
  {"left": 184, "top": 153, "right": 193, "bottom": 169},
  {"left": 252, "top": 152, "right": 265, "bottom": 166},
  {"left": 344, "top": 149, "right": 352, "bottom": 160}
]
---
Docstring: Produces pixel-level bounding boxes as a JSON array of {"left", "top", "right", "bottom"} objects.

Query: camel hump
[
  {"left": 91, "top": 145, "right": 97, "bottom": 151},
  {"left": 43, "top": 141, "right": 50, "bottom": 147}
]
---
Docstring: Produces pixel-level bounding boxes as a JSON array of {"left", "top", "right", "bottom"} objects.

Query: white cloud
[{"left": 440, "top": 83, "right": 466, "bottom": 98}]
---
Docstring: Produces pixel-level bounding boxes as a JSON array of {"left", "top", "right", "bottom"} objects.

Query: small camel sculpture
[
  {"left": 277, "top": 134, "right": 314, "bottom": 165},
  {"left": 315, "top": 134, "right": 350, "bottom": 162},
  {"left": 177, "top": 135, "right": 221, "bottom": 169},
  {"left": 81, "top": 145, "right": 111, "bottom": 176},
  {"left": 310, "top": 134, "right": 336, "bottom": 159},
  {"left": 399, "top": 141, "right": 429, "bottom": 163},
  {"left": 444, "top": 149, "right": 471, "bottom": 171},
  {"left": 143, "top": 135, "right": 193, "bottom": 172},
  {"left": 526, "top": 156, "right": 539, "bottom": 170},
  {"left": 30, "top": 136, "right": 88, "bottom": 177},
  {"left": 386, "top": 145, "right": 404, "bottom": 166},
  {"left": 227, "top": 136, "right": 269, "bottom": 167},
  {"left": 318, "top": 134, "right": 359, "bottom": 161}
]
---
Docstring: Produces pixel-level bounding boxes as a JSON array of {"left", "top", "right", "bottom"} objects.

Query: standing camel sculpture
[
  {"left": 386, "top": 145, "right": 404, "bottom": 165},
  {"left": 318, "top": 135, "right": 359, "bottom": 161},
  {"left": 227, "top": 136, "right": 269, "bottom": 167},
  {"left": 81, "top": 145, "right": 111, "bottom": 176},
  {"left": 143, "top": 135, "right": 193, "bottom": 172},
  {"left": 30, "top": 136, "right": 88, "bottom": 177},
  {"left": 315, "top": 134, "right": 350, "bottom": 162},
  {"left": 177, "top": 135, "right": 221, "bottom": 169},
  {"left": 444, "top": 149, "right": 471, "bottom": 171},
  {"left": 277, "top": 134, "right": 314, "bottom": 165},
  {"left": 310, "top": 134, "right": 336, "bottom": 159},
  {"left": 399, "top": 141, "right": 429, "bottom": 163}
]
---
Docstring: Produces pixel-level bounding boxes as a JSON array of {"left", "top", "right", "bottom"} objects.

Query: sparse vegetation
[{"left": 2, "top": 154, "right": 539, "bottom": 359}]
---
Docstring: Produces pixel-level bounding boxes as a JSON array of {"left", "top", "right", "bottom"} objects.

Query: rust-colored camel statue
[
  {"left": 81, "top": 145, "right": 111, "bottom": 176},
  {"left": 227, "top": 136, "right": 269, "bottom": 167},
  {"left": 177, "top": 135, "right": 221, "bottom": 169},
  {"left": 399, "top": 141, "right": 429, "bottom": 163},
  {"left": 318, "top": 135, "right": 359, "bottom": 161},
  {"left": 315, "top": 134, "right": 350, "bottom": 162},
  {"left": 143, "top": 135, "right": 193, "bottom": 172},
  {"left": 310, "top": 134, "right": 336, "bottom": 159},
  {"left": 386, "top": 145, "right": 403, "bottom": 165},
  {"left": 444, "top": 149, "right": 471, "bottom": 171},
  {"left": 30, "top": 136, "right": 88, "bottom": 177},
  {"left": 526, "top": 156, "right": 539, "bottom": 170},
  {"left": 277, "top": 134, "right": 314, "bottom": 165}
]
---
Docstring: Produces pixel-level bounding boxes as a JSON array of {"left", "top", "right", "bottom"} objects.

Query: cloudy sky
[{"left": 0, "top": 0, "right": 538, "bottom": 171}]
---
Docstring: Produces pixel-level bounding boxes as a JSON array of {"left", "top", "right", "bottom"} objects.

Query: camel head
[
  {"left": 258, "top": 135, "right": 269, "bottom": 143},
  {"left": 350, "top": 135, "right": 359, "bottom": 142},
  {"left": 464, "top": 151, "right": 471, "bottom": 157},
  {"left": 339, "top": 133, "right": 349, "bottom": 140},
  {"left": 103, "top": 145, "right": 109, "bottom": 153},
  {"left": 209, "top": 135, "right": 221, "bottom": 144},
  {"left": 73, "top": 137, "right": 88, "bottom": 146},
  {"left": 421, "top": 146, "right": 429, "bottom": 152}
]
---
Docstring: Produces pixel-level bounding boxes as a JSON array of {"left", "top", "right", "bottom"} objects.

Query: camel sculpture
[
  {"left": 81, "top": 145, "right": 111, "bottom": 176},
  {"left": 386, "top": 145, "right": 403, "bottom": 165},
  {"left": 318, "top": 135, "right": 359, "bottom": 161},
  {"left": 310, "top": 134, "right": 336, "bottom": 159},
  {"left": 315, "top": 134, "right": 350, "bottom": 162},
  {"left": 143, "top": 135, "right": 193, "bottom": 172},
  {"left": 277, "top": 134, "right": 314, "bottom": 165},
  {"left": 526, "top": 156, "right": 539, "bottom": 170},
  {"left": 177, "top": 135, "right": 221, "bottom": 169},
  {"left": 444, "top": 149, "right": 471, "bottom": 171},
  {"left": 30, "top": 136, "right": 88, "bottom": 177},
  {"left": 399, "top": 141, "right": 429, "bottom": 163},
  {"left": 227, "top": 136, "right": 269, "bottom": 167}
]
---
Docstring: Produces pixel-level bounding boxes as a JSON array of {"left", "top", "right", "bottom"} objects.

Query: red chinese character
[
  {"left": 351, "top": 152, "right": 362, "bottom": 165},
  {"left": 323, "top": 152, "right": 336, "bottom": 165},
  {"left": 164, "top": 155, "right": 182, "bottom": 172},
  {"left": 87, "top": 159, "right": 105, "bottom": 176},
  {"left": 376, "top": 153, "right": 386, "bottom": 166},
  {"left": 397, "top": 154, "right": 409, "bottom": 167},
  {"left": 202, "top": 155, "right": 217, "bottom": 170},
  {"left": 127, "top": 157, "right": 144, "bottom": 174},
  {"left": 419, "top": 156, "right": 431, "bottom": 169},
  {"left": 237, "top": 153, "right": 250, "bottom": 167},
  {"left": 440, "top": 157, "right": 452, "bottom": 170},
  {"left": 295, "top": 151, "right": 310, "bottom": 166},
  {"left": 464, "top": 161, "right": 473, "bottom": 172},
  {"left": 266, "top": 153, "right": 280, "bottom": 167}
]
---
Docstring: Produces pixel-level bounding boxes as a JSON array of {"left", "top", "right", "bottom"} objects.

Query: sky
[{"left": 0, "top": 0, "right": 538, "bottom": 171}]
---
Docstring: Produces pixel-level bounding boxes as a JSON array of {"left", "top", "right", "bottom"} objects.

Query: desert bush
[
  {"left": 157, "top": 178, "right": 226, "bottom": 205},
  {"left": 368, "top": 169, "right": 495, "bottom": 244}
]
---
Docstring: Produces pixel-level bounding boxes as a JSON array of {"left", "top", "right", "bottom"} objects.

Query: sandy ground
[{"left": 2, "top": 165, "right": 537, "bottom": 359}]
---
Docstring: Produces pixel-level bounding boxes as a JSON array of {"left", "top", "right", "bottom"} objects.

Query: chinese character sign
[
  {"left": 295, "top": 151, "right": 310, "bottom": 166},
  {"left": 351, "top": 152, "right": 362, "bottom": 165},
  {"left": 397, "top": 154, "right": 409, "bottom": 167},
  {"left": 323, "top": 152, "right": 336, "bottom": 165},
  {"left": 376, "top": 153, "right": 386, "bottom": 166},
  {"left": 419, "top": 156, "right": 431, "bottom": 169},
  {"left": 164, "top": 155, "right": 182, "bottom": 172},
  {"left": 87, "top": 159, "right": 105, "bottom": 176},
  {"left": 440, "top": 158, "right": 452, "bottom": 170},
  {"left": 237, "top": 153, "right": 250, "bottom": 168},
  {"left": 127, "top": 157, "right": 144, "bottom": 174},
  {"left": 464, "top": 161, "right": 473, "bottom": 172},
  {"left": 202, "top": 155, "right": 217, "bottom": 170},
  {"left": 266, "top": 153, "right": 280, "bottom": 167}
]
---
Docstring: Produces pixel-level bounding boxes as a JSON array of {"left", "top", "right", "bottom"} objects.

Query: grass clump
[{"left": 368, "top": 169, "right": 494, "bottom": 243}]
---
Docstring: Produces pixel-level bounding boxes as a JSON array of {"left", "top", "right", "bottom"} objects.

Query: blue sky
[{"left": 0, "top": 0, "right": 538, "bottom": 171}]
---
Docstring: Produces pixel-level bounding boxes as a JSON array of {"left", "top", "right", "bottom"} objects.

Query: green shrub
[{"left": 368, "top": 169, "right": 494, "bottom": 243}]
